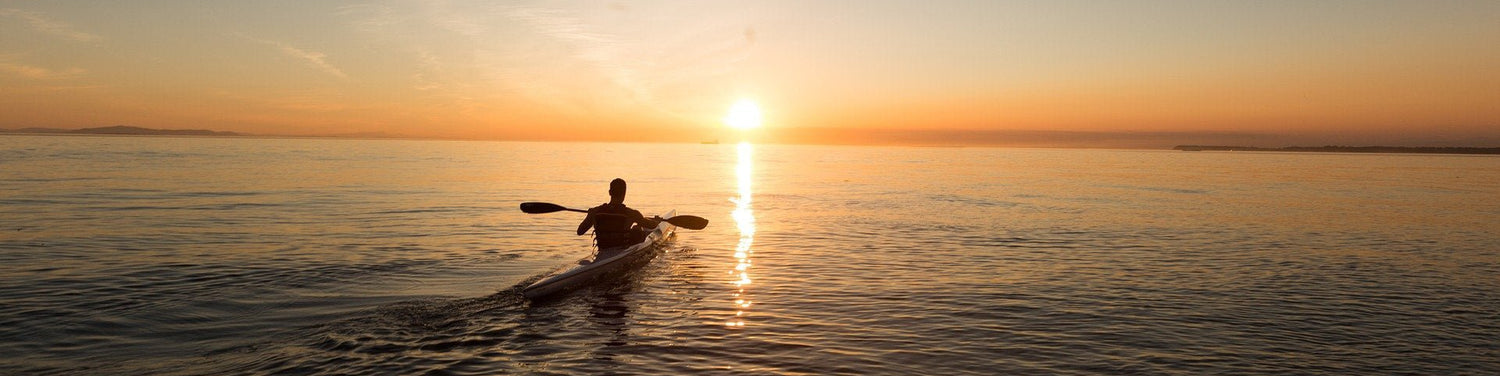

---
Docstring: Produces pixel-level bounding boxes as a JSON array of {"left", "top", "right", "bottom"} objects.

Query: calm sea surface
[{"left": 1, "top": 135, "right": 1497, "bottom": 375}]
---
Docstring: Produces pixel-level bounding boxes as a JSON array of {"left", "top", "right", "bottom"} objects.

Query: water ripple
[{"left": 2, "top": 138, "right": 1498, "bottom": 375}]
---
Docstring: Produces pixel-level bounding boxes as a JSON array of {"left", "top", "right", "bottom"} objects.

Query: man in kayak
[{"left": 578, "top": 178, "right": 661, "bottom": 249}]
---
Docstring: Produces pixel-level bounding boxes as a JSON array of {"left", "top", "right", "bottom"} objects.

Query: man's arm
[
  {"left": 577, "top": 211, "right": 597, "bottom": 236},
  {"left": 631, "top": 209, "right": 660, "bottom": 228}
]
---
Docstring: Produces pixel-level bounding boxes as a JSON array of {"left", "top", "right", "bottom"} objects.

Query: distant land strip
[
  {"left": 1175, "top": 145, "right": 1500, "bottom": 155},
  {"left": 1, "top": 125, "right": 242, "bottom": 137}
]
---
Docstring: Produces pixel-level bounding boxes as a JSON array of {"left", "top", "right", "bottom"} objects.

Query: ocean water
[{"left": 1, "top": 135, "right": 1498, "bottom": 375}]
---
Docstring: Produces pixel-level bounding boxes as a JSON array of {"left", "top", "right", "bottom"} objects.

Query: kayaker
[{"left": 577, "top": 178, "right": 661, "bottom": 248}]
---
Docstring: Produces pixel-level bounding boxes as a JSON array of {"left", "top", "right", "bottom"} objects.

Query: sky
[{"left": 2, "top": 0, "right": 1497, "bottom": 147}]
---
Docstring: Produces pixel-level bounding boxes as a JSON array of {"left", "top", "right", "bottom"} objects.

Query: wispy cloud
[
  {"left": 334, "top": 3, "right": 753, "bottom": 122},
  {"left": 0, "top": 8, "right": 101, "bottom": 42},
  {"left": 502, "top": 6, "right": 649, "bottom": 102},
  {"left": 0, "top": 61, "right": 85, "bottom": 80},
  {"left": 334, "top": 3, "right": 490, "bottom": 119},
  {"left": 238, "top": 35, "right": 349, "bottom": 80},
  {"left": 497, "top": 4, "right": 756, "bottom": 121},
  {"left": 411, "top": 50, "right": 443, "bottom": 91}
]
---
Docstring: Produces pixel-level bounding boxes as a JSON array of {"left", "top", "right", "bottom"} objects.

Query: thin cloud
[
  {"left": 0, "top": 8, "right": 101, "bottom": 42},
  {"left": 502, "top": 6, "right": 649, "bottom": 101},
  {"left": 275, "top": 44, "right": 348, "bottom": 79},
  {"left": 0, "top": 61, "right": 85, "bottom": 80},
  {"left": 411, "top": 50, "right": 444, "bottom": 91},
  {"left": 497, "top": 5, "right": 756, "bottom": 123},
  {"left": 335, "top": 3, "right": 396, "bottom": 31},
  {"left": 334, "top": 3, "right": 482, "bottom": 113},
  {"left": 239, "top": 35, "right": 349, "bottom": 79}
]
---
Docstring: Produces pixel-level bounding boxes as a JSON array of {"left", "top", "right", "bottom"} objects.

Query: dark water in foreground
[{"left": 2, "top": 135, "right": 1498, "bottom": 375}]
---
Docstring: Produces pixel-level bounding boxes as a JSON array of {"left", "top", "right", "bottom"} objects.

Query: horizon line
[{"left": 4, "top": 125, "right": 1499, "bottom": 149}]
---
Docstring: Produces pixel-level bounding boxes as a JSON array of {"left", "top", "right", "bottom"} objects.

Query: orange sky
[{"left": 2, "top": 1, "right": 1497, "bottom": 147}]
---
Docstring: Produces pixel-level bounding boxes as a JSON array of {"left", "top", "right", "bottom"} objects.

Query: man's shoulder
[
  {"left": 614, "top": 205, "right": 645, "bottom": 218},
  {"left": 590, "top": 203, "right": 639, "bottom": 214}
]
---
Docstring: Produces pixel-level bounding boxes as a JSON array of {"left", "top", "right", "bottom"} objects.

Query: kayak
[{"left": 522, "top": 210, "right": 677, "bottom": 299}]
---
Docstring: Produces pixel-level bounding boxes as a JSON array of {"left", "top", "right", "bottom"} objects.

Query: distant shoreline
[
  {"left": 6, "top": 127, "right": 1498, "bottom": 153},
  {"left": 0, "top": 125, "right": 243, "bottom": 137},
  {"left": 0, "top": 126, "right": 406, "bottom": 140},
  {"left": 1175, "top": 145, "right": 1500, "bottom": 155}
]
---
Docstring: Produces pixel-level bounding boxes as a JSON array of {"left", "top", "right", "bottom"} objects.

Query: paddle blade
[
  {"left": 519, "top": 202, "right": 568, "bottom": 214},
  {"left": 665, "top": 215, "right": 709, "bottom": 230}
]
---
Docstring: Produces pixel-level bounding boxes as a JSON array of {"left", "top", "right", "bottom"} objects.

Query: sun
[{"left": 723, "top": 99, "right": 762, "bottom": 129}]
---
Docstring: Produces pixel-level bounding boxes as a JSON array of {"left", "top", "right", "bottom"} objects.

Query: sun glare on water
[{"left": 723, "top": 99, "right": 762, "bottom": 129}]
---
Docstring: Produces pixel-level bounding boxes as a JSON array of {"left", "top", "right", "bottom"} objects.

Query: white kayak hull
[{"left": 522, "top": 210, "right": 677, "bottom": 299}]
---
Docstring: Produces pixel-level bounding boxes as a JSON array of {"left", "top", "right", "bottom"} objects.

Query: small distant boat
[{"left": 701, "top": 140, "right": 719, "bottom": 144}]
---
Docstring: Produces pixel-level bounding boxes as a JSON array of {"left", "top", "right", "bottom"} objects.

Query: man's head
[{"left": 608, "top": 178, "right": 627, "bottom": 201}]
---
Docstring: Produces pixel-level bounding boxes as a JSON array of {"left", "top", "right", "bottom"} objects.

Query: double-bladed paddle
[{"left": 520, "top": 202, "right": 709, "bottom": 230}]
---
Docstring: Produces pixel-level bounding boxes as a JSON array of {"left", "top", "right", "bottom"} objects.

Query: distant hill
[
  {"left": 0, "top": 125, "right": 243, "bottom": 137},
  {"left": 1175, "top": 145, "right": 1500, "bottom": 155}
]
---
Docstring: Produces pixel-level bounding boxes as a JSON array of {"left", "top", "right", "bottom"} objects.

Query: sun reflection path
[{"left": 727, "top": 142, "right": 755, "bottom": 329}]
